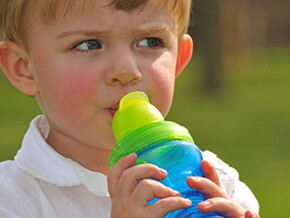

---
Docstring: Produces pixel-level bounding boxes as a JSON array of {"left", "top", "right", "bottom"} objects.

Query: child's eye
[
  {"left": 74, "top": 39, "right": 102, "bottom": 51},
  {"left": 137, "top": 38, "right": 163, "bottom": 48}
]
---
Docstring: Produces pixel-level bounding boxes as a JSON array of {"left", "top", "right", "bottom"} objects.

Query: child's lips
[
  {"left": 108, "top": 103, "right": 119, "bottom": 117},
  {"left": 109, "top": 108, "right": 118, "bottom": 117}
]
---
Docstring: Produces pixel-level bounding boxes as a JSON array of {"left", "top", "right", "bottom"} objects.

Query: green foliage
[{"left": 1, "top": 47, "right": 289, "bottom": 217}]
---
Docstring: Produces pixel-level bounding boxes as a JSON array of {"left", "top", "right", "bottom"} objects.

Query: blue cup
[{"left": 109, "top": 92, "right": 224, "bottom": 217}]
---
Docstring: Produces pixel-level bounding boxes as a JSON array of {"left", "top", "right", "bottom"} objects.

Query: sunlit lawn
[
  {"left": 168, "top": 47, "right": 290, "bottom": 217},
  {"left": 1, "top": 47, "right": 289, "bottom": 217},
  {"left": 0, "top": 77, "right": 40, "bottom": 160}
]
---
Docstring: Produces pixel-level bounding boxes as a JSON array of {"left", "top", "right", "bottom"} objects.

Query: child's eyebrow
[
  {"left": 56, "top": 24, "right": 175, "bottom": 40},
  {"left": 134, "top": 24, "right": 175, "bottom": 37},
  {"left": 56, "top": 30, "right": 108, "bottom": 40}
]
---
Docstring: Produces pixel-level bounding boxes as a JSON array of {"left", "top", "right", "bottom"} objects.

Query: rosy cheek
[
  {"left": 147, "top": 67, "right": 175, "bottom": 116},
  {"left": 67, "top": 73, "right": 97, "bottom": 104},
  {"left": 49, "top": 71, "right": 97, "bottom": 119}
]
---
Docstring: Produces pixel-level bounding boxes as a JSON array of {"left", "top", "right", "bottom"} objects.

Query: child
[{"left": 0, "top": 0, "right": 259, "bottom": 217}]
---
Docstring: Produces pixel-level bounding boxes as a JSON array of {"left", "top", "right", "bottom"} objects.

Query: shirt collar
[{"left": 15, "top": 115, "right": 109, "bottom": 197}]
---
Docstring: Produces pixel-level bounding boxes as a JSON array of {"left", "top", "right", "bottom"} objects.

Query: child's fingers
[
  {"left": 117, "top": 164, "right": 168, "bottom": 197},
  {"left": 108, "top": 155, "right": 191, "bottom": 218},
  {"left": 131, "top": 178, "right": 180, "bottom": 204},
  {"left": 198, "top": 197, "right": 245, "bottom": 218},
  {"left": 200, "top": 160, "right": 221, "bottom": 187},
  {"left": 186, "top": 176, "right": 227, "bottom": 199},
  {"left": 108, "top": 153, "right": 168, "bottom": 198},
  {"left": 149, "top": 197, "right": 192, "bottom": 218},
  {"left": 107, "top": 153, "right": 138, "bottom": 197}
]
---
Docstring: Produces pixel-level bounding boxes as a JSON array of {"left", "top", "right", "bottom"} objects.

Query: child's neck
[{"left": 47, "top": 134, "right": 111, "bottom": 175}]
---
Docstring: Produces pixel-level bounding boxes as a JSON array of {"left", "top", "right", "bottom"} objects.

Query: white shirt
[{"left": 0, "top": 115, "right": 259, "bottom": 218}]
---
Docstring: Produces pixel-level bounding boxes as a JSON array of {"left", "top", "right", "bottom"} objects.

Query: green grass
[
  {"left": 167, "top": 47, "right": 290, "bottom": 217},
  {"left": 1, "top": 47, "right": 290, "bottom": 217},
  {"left": 0, "top": 75, "right": 41, "bottom": 160}
]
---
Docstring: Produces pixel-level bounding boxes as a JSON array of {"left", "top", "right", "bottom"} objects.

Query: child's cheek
[
  {"left": 147, "top": 66, "right": 175, "bottom": 116},
  {"left": 59, "top": 72, "right": 97, "bottom": 113}
]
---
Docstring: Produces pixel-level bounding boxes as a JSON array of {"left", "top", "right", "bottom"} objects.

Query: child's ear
[
  {"left": 175, "top": 34, "right": 193, "bottom": 78},
  {"left": 0, "top": 41, "right": 37, "bottom": 96}
]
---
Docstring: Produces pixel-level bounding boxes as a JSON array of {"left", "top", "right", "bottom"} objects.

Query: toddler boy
[{"left": 0, "top": 0, "right": 259, "bottom": 217}]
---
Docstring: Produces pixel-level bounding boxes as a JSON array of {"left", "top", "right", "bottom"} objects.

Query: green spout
[{"left": 112, "top": 91, "right": 164, "bottom": 143}]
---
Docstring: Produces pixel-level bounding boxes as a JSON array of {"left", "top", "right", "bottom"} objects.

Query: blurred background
[{"left": 0, "top": 0, "right": 289, "bottom": 217}]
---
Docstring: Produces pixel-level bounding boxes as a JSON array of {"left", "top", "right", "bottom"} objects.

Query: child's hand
[
  {"left": 107, "top": 153, "right": 191, "bottom": 218},
  {"left": 187, "top": 160, "right": 260, "bottom": 218}
]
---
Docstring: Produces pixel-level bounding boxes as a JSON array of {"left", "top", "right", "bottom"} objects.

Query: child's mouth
[
  {"left": 109, "top": 108, "right": 117, "bottom": 117},
  {"left": 109, "top": 103, "right": 119, "bottom": 117}
]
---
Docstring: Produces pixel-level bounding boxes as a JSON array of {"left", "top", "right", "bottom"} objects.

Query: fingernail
[
  {"left": 192, "top": 177, "right": 201, "bottom": 181},
  {"left": 185, "top": 199, "right": 192, "bottom": 206},
  {"left": 172, "top": 190, "right": 181, "bottom": 196},
  {"left": 159, "top": 168, "right": 167, "bottom": 175},
  {"left": 188, "top": 177, "right": 199, "bottom": 183},
  {"left": 200, "top": 200, "right": 211, "bottom": 208},
  {"left": 126, "top": 153, "right": 136, "bottom": 159}
]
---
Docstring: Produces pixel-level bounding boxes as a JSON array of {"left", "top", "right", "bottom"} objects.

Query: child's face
[{"left": 25, "top": 0, "right": 183, "bottom": 151}]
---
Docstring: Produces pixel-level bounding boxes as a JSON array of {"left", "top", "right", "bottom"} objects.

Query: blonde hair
[{"left": 0, "top": 0, "right": 192, "bottom": 46}]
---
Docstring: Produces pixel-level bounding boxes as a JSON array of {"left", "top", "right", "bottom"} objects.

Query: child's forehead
[
  {"left": 36, "top": 0, "right": 180, "bottom": 23},
  {"left": 40, "top": 0, "right": 172, "bottom": 22}
]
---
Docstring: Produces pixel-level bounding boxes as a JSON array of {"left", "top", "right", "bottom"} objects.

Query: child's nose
[{"left": 105, "top": 53, "right": 142, "bottom": 86}]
